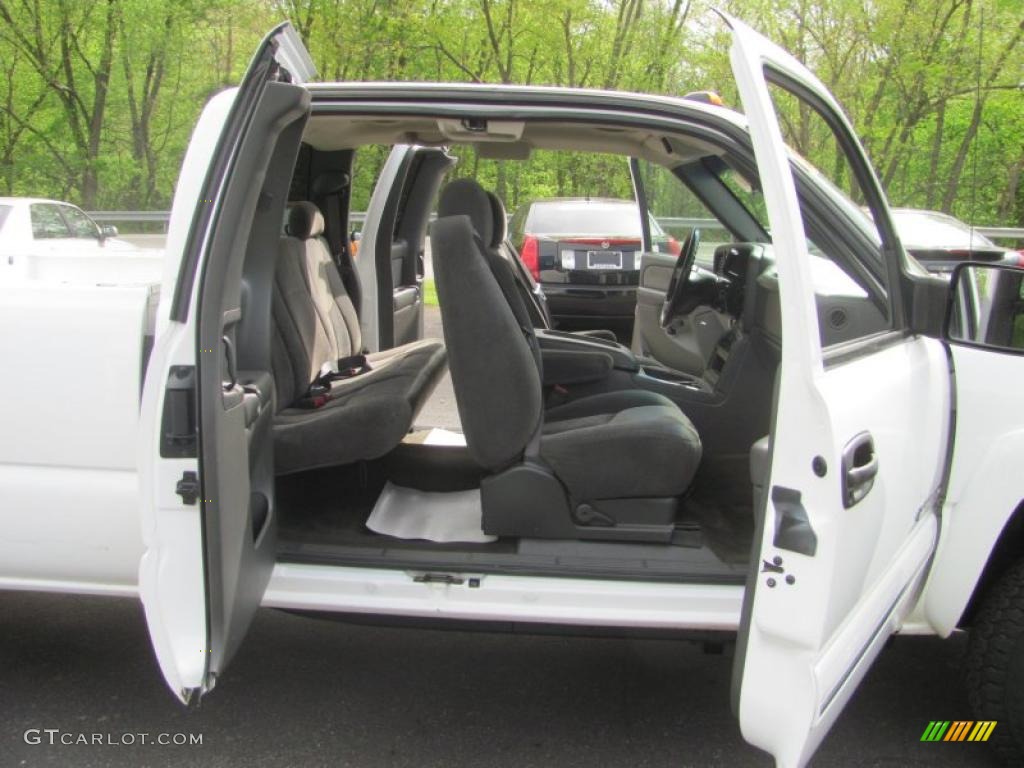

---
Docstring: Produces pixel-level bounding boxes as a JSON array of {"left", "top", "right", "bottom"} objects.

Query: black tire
[{"left": 965, "top": 557, "right": 1024, "bottom": 764}]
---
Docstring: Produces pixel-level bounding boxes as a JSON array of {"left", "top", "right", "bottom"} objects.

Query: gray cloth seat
[
  {"left": 432, "top": 180, "right": 701, "bottom": 538},
  {"left": 483, "top": 189, "right": 617, "bottom": 342},
  {"left": 440, "top": 179, "right": 667, "bottom": 416},
  {"left": 542, "top": 390, "right": 702, "bottom": 500},
  {"left": 272, "top": 202, "right": 446, "bottom": 475}
]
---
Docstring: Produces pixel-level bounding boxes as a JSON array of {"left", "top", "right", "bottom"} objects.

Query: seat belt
[
  {"left": 321, "top": 193, "right": 345, "bottom": 263},
  {"left": 317, "top": 190, "right": 362, "bottom": 310},
  {"left": 296, "top": 355, "right": 373, "bottom": 409}
]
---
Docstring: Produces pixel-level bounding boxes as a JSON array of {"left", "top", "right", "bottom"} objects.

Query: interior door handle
[
  {"left": 222, "top": 335, "right": 238, "bottom": 391},
  {"left": 842, "top": 431, "right": 878, "bottom": 508}
]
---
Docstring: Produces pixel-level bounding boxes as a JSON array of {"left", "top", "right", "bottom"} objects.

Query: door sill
[{"left": 263, "top": 561, "right": 745, "bottom": 631}]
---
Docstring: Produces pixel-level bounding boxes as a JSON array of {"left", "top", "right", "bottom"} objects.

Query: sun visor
[{"left": 476, "top": 141, "right": 532, "bottom": 160}]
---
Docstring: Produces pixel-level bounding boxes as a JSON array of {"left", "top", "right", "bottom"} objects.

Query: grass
[{"left": 424, "top": 278, "right": 438, "bottom": 307}]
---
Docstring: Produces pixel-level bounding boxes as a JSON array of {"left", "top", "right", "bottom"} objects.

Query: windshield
[
  {"left": 891, "top": 210, "right": 996, "bottom": 249},
  {"left": 527, "top": 201, "right": 664, "bottom": 238}
]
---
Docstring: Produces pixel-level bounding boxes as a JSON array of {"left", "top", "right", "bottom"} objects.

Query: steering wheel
[{"left": 660, "top": 229, "right": 701, "bottom": 327}]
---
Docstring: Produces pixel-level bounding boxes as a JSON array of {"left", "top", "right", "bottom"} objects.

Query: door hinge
[
  {"left": 412, "top": 572, "right": 467, "bottom": 586},
  {"left": 175, "top": 471, "right": 201, "bottom": 506}
]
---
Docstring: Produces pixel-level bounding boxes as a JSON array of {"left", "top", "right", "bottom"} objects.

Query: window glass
[
  {"left": 0, "top": 204, "right": 11, "bottom": 228},
  {"left": 768, "top": 84, "right": 885, "bottom": 257},
  {"left": 59, "top": 206, "right": 100, "bottom": 239},
  {"left": 638, "top": 160, "right": 726, "bottom": 266},
  {"left": 30, "top": 204, "right": 71, "bottom": 239},
  {"left": 448, "top": 148, "right": 635, "bottom": 247},
  {"left": 526, "top": 202, "right": 644, "bottom": 238}
]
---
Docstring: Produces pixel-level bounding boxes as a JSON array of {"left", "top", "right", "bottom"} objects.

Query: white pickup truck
[{"left": 2, "top": 16, "right": 1023, "bottom": 768}]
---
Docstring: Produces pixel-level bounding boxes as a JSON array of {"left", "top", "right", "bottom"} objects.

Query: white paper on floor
[
  {"left": 365, "top": 482, "right": 496, "bottom": 543},
  {"left": 421, "top": 428, "right": 467, "bottom": 446}
]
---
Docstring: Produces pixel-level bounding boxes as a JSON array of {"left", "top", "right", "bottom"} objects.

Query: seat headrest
[
  {"left": 286, "top": 202, "right": 325, "bottom": 239},
  {"left": 486, "top": 191, "right": 507, "bottom": 249},
  {"left": 437, "top": 179, "right": 493, "bottom": 247}
]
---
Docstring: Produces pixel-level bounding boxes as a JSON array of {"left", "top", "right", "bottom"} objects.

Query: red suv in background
[{"left": 508, "top": 198, "right": 679, "bottom": 336}]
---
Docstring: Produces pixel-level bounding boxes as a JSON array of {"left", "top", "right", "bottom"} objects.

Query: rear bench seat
[{"left": 271, "top": 202, "right": 447, "bottom": 475}]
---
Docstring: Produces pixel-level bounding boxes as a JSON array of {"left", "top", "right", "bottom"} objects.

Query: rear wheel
[{"left": 965, "top": 557, "right": 1024, "bottom": 764}]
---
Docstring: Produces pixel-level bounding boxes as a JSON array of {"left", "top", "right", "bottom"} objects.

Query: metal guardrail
[
  {"left": 86, "top": 211, "right": 1024, "bottom": 242},
  {"left": 86, "top": 211, "right": 715, "bottom": 230},
  {"left": 87, "top": 210, "right": 367, "bottom": 231},
  {"left": 976, "top": 226, "right": 1024, "bottom": 241},
  {"left": 86, "top": 211, "right": 170, "bottom": 223}
]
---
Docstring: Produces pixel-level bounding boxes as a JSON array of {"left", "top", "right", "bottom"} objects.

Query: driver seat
[{"left": 432, "top": 185, "right": 702, "bottom": 542}]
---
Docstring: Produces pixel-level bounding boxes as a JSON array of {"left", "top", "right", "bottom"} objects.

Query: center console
[
  {"left": 536, "top": 327, "right": 718, "bottom": 396},
  {"left": 536, "top": 329, "right": 639, "bottom": 372}
]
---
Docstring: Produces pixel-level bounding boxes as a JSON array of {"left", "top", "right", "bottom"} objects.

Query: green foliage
[
  {"left": 423, "top": 277, "right": 438, "bottom": 307},
  {"left": 0, "top": 0, "right": 1020, "bottom": 225}
]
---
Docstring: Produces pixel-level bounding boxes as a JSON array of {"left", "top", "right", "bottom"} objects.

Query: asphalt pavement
[{"left": 0, "top": 590, "right": 1001, "bottom": 768}]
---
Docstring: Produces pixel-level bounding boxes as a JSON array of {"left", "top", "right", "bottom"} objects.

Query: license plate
[{"left": 586, "top": 250, "right": 623, "bottom": 269}]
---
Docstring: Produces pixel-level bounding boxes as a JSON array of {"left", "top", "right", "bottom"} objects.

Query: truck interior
[{"left": 227, "top": 105, "right": 889, "bottom": 585}]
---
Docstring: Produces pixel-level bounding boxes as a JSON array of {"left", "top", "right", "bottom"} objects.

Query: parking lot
[{"left": 1, "top": 589, "right": 999, "bottom": 768}]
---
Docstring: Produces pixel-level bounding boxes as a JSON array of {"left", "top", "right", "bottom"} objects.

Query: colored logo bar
[{"left": 921, "top": 721, "right": 997, "bottom": 742}]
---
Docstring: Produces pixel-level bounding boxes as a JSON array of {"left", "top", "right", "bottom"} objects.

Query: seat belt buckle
[
  {"left": 298, "top": 383, "right": 331, "bottom": 409},
  {"left": 335, "top": 353, "right": 370, "bottom": 377},
  {"left": 547, "top": 384, "right": 570, "bottom": 408}
]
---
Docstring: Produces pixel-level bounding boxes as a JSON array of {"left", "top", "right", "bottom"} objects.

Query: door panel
[
  {"left": 391, "top": 240, "right": 422, "bottom": 347},
  {"left": 393, "top": 284, "right": 421, "bottom": 346},
  {"left": 138, "top": 22, "right": 313, "bottom": 704},
  {"left": 634, "top": 250, "right": 727, "bottom": 375},
  {"left": 724, "top": 13, "right": 946, "bottom": 766}
]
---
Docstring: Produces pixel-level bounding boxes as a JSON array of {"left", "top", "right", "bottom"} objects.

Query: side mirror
[
  {"left": 945, "top": 263, "right": 1024, "bottom": 353},
  {"left": 100, "top": 224, "right": 119, "bottom": 239}
]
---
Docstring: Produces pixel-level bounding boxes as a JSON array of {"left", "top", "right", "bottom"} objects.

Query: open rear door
[
  {"left": 137, "top": 23, "right": 314, "bottom": 704},
  {"left": 723, "top": 14, "right": 948, "bottom": 766},
  {"left": 357, "top": 145, "right": 454, "bottom": 350}
]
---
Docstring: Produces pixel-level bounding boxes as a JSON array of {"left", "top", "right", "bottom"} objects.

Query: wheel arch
[{"left": 959, "top": 499, "right": 1024, "bottom": 627}]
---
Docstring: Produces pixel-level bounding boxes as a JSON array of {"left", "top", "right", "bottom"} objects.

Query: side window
[
  {"left": 508, "top": 205, "right": 527, "bottom": 247},
  {"left": 350, "top": 144, "right": 392, "bottom": 239},
  {"left": 717, "top": 159, "right": 873, "bottom": 306},
  {"left": 59, "top": 206, "right": 100, "bottom": 239},
  {"left": 636, "top": 160, "right": 727, "bottom": 266},
  {"left": 30, "top": 204, "right": 71, "bottom": 239},
  {"left": 767, "top": 83, "right": 893, "bottom": 346}
]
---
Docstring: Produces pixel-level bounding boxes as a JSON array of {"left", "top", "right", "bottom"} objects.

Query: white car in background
[
  {"left": 891, "top": 207, "right": 1023, "bottom": 274},
  {"left": 0, "top": 197, "right": 161, "bottom": 283}
]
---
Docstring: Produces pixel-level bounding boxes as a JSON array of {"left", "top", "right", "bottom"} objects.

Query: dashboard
[{"left": 708, "top": 241, "right": 890, "bottom": 347}]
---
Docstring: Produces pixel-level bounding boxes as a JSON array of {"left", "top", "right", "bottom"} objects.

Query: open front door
[
  {"left": 629, "top": 157, "right": 730, "bottom": 374},
  {"left": 138, "top": 23, "right": 314, "bottom": 704},
  {"left": 724, "top": 14, "right": 949, "bottom": 766}
]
